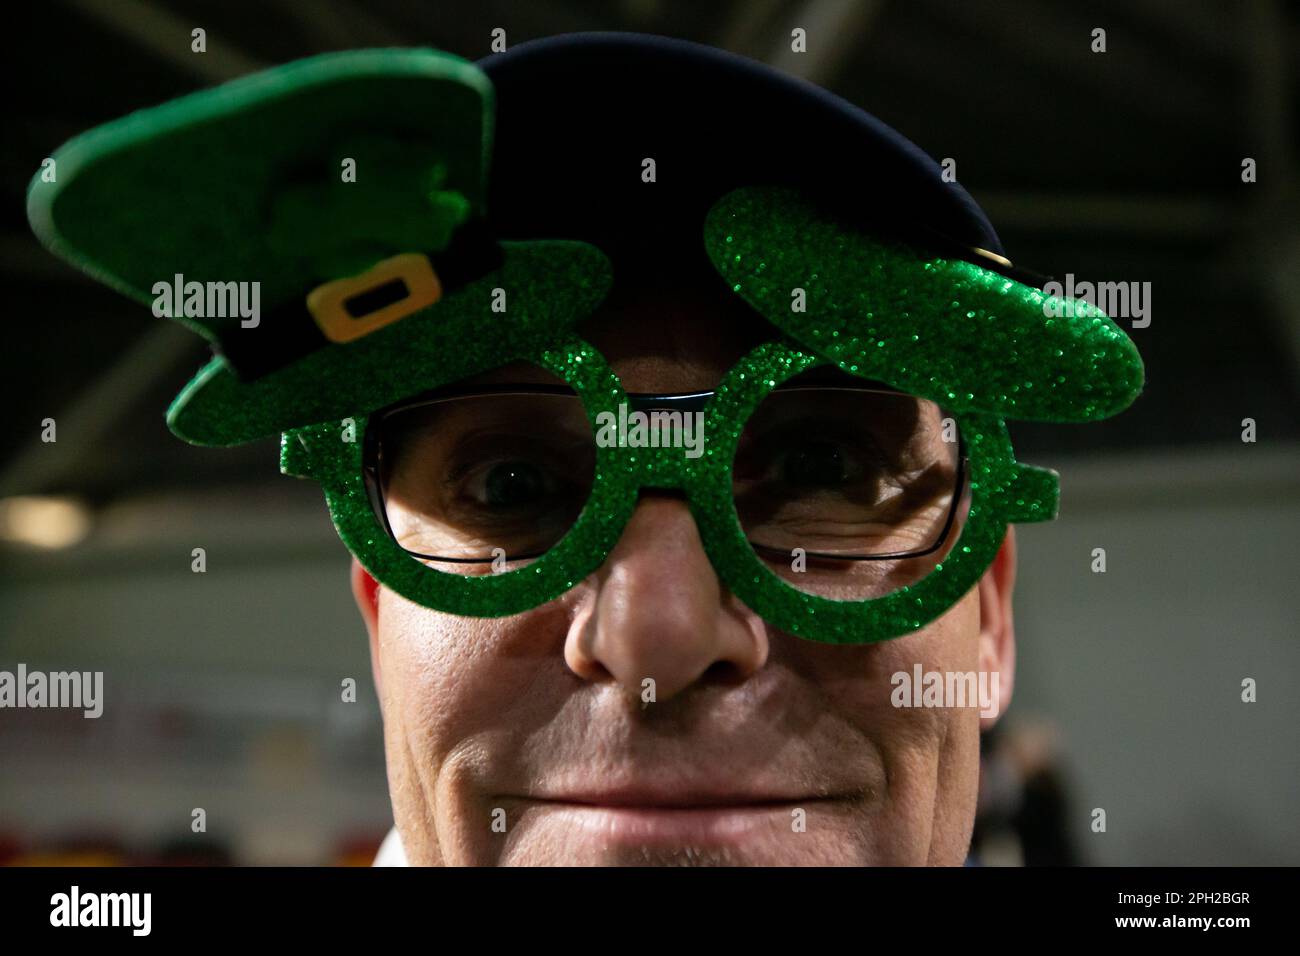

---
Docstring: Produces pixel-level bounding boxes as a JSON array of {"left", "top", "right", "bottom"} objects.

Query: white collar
[{"left": 372, "top": 826, "right": 409, "bottom": 866}]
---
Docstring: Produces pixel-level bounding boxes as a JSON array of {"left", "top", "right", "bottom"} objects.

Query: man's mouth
[{"left": 504, "top": 788, "right": 857, "bottom": 848}]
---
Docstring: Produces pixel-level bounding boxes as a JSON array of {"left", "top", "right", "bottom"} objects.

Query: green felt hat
[
  {"left": 27, "top": 48, "right": 612, "bottom": 446},
  {"left": 704, "top": 186, "right": 1144, "bottom": 423}
]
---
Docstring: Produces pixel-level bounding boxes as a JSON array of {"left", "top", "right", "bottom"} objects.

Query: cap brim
[
  {"left": 167, "top": 240, "right": 611, "bottom": 445},
  {"left": 704, "top": 186, "right": 1144, "bottom": 422}
]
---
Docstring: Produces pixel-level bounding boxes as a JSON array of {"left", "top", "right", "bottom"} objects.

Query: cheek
[
  {"left": 374, "top": 587, "right": 579, "bottom": 779},
  {"left": 922, "top": 588, "right": 983, "bottom": 671},
  {"left": 374, "top": 588, "right": 577, "bottom": 863},
  {"left": 793, "top": 589, "right": 983, "bottom": 720},
  {"left": 869, "top": 590, "right": 984, "bottom": 750},
  {"left": 880, "top": 591, "right": 984, "bottom": 857},
  {"left": 781, "top": 589, "right": 984, "bottom": 860}
]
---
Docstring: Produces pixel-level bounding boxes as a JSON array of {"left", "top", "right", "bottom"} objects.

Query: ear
[
  {"left": 977, "top": 526, "right": 1017, "bottom": 731},
  {"left": 350, "top": 557, "right": 384, "bottom": 699}
]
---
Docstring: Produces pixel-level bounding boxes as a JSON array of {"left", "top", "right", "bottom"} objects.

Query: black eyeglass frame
[{"left": 361, "top": 380, "right": 970, "bottom": 565}]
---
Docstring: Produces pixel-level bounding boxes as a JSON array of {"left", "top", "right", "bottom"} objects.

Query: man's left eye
[{"left": 780, "top": 439, "right": 850, "bottom": 486}]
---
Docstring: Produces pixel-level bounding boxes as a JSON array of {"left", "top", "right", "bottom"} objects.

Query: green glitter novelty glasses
[
  {"left": 277, "top": 186, "right": 1142, "bottom": 646},
  {"left": 280, "top": 336, "right": 1058, "bottom": 646}
]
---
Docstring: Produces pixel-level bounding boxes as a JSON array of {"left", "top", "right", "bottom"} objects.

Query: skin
[{"left": 351, "top": 275, "right": 1018, "bottom": 866}]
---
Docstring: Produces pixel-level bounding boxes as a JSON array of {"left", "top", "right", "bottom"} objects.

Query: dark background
[{"left": 1, "top": 0, "right": 1297, "bottom": 865}]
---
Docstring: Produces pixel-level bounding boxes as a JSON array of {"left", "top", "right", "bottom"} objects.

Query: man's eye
[
  {"left": 464, "top": 460, "right": 553, "bottom": 508},
  {"left": 748, "top": 436, "right": 886, "bottom": 492},
  {"left": 780, "top": 439, "right": 849, "bottom": 486}
]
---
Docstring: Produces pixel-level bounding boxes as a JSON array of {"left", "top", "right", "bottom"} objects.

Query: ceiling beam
[{"left": 62, "top": 0, "right": 266, "bottom": 82}]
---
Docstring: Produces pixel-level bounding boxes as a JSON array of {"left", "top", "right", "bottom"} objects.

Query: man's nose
[{"left": 564, "top": 493, "right": 768, "bottom": 701}]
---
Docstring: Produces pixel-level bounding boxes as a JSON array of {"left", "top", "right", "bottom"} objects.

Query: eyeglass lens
[{"left": 374, "top": 372, "right": 967, "bottom": 598}]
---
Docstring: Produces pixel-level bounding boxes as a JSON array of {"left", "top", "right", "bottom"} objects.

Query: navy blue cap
[{"left": 478, "top": 32, "right": 1006, "bottom": 284}]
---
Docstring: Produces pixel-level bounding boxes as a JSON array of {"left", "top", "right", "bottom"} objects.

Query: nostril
[
  {"left": 570, "top": 656, "right": 613, "bottom": 683},
  {"left": 702, "top": 660, "right": 746, "bottom": 686}
]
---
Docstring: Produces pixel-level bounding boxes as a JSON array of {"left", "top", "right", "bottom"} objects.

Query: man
[
  {"left": 363, "top": 269, "right": 1022, "bottom": 867},
  {"left": 29, "top": 33, "right": 1142, "bottom": 866}
]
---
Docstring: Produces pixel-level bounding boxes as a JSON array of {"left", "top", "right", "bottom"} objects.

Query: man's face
[{"left": 353, "top": 277, "right": 1017, "bottom": 866}]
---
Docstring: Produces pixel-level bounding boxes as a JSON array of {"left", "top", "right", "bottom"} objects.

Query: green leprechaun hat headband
[
  {"left": 26, "top": 48, "right": 612, "bottom": 447},
  {"left": 703, "top": 186, "right": 1145, "bottom": 423},
  {"left": 29, "top": 46, "right": 1143, "bottom": 646}
]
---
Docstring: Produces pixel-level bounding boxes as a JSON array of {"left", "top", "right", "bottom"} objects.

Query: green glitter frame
[{"left": 281, "top": 335, "right": 1058, "bottom": 645}]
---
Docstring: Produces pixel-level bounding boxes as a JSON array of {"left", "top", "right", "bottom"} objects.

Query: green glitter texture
[{"left": 704, "top": 186, "right": 1144, "bottom": 422}]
